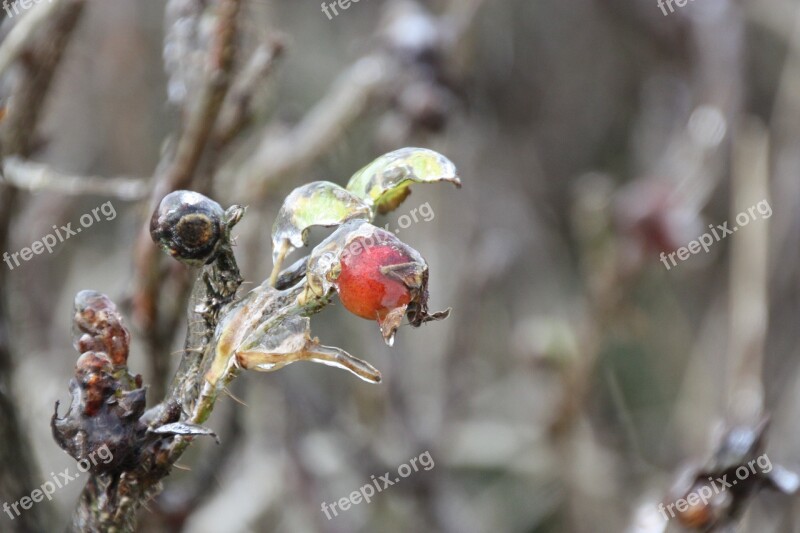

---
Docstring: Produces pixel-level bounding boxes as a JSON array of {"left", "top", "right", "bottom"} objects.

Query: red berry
[{"left": 336, "top": 236, "right": 413, "bottom": 321}]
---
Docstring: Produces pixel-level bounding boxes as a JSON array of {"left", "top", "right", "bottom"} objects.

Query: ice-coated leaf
[
  {"left": 150, "top": 422, "right": 220, "bottom": 443},
  {"left": 271, "top": 181, "right": 371, "bottom": 264},
  {"left": 236, "top": 315, "right": 381, "bottom": 383},
  {"left": 346, "top": 147, "right": 461, "bottom": 215}
]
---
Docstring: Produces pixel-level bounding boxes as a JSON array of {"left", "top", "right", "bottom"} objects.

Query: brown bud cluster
[{"left": 52, "top": 291, "right": 146, "bottom": 474}]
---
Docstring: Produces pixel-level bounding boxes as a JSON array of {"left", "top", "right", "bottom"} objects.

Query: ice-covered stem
[
  {"left": 54, "top": 193, "right": 246, "bottom": 531},
  {"left": 56, "top": 155, "right": 458, "bottom": 528},
  {"left": 54, "top": 193, "right": 331, "bottom": 531},
  {"left": 133, "top": 0, "right": 243, "bottom": 401}
]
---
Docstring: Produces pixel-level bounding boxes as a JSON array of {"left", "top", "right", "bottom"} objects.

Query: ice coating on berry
[
  {"left": 337, "top": 237, "right": 412, "bottom": 319},
  {"left": 305, "top": 220, "right": 448, "bottom": 345}
]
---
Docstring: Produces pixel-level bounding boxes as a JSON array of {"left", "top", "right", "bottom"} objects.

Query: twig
[
  {"left": 151, "top": 384, "right": 245, "bottom": 528},
  {"left": 1, "top": 157, "right": 149, "bottom": 200},
  {"left": 213, "top": 38, "right": 284, "bottom": 148},
  {"left": 0, "top": 0, "right": 62, "bottom": 78},
  {"left": 233, "top": 53, "right": 394, "bottom": 200},
  {"left": 0, "top": 2, "right": 86, "bottom": 532},
  {"left": 726, "top": 118, "right": 770, "bottom": 426}
]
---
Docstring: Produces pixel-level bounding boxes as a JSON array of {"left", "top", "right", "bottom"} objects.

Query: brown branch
[
  {"left": 213, "top": 38, "right": 284, "bottom": 148},
  {"left": 0, "top": 0, "right": 61, "bottom": 78},
  {"left": 133, "top": 0, "right": 243, "bottom": 400},
  {"left": 0, "top": 2, "right": 86, "bottom": 532},
  {"left": 1, "top": 0, "right": 86, "bottom": 157}
]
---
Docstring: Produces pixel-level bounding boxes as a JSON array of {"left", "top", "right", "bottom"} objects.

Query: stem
[
  {"left": 269, "top": 239, "right": 290, "bottom": 287},
  {"left": 66, "top": 249, "right": 328, "bottom": 531}
]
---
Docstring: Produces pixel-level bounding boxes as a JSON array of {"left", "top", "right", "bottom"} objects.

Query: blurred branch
[
  {"left": 0, "top": 0, "right": 61, "bottom": 78},
  {"left": 156, "top": 0, "right": 241, "bottom": 195},
  {"left": 232, "top": 0, "right": 486, "bottom": 202},
  {"left": 233, "top": 53, "right": 393, "bottom": 200},
  {"left": 213, "top": 38, "right": 284, "bottom": 148},
  {"left": 1, "top": 0, "right": 85, "bottom": 156},
  {"left": 726, "top": 118, "right": 770, "bottom": 425},
  {"left": 1, "top": 157, "right": 149, "bottom": 200},
  {"left": 0, "top": 1, "right": 86, "bottom": 532},
  {"left": 133, "top": 0, "right": 243, "bottom": 400},
  {"left": 0, "top": 190, "right": 50, "bottom": 533}
]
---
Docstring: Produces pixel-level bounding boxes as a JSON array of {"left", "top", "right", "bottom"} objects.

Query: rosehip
[
  {"left": 336, "top": 235, "right": 414, "bottom": 320},
  {"left": 305, "top": 221, "right": 450, "bottom": 345},
  {"left": 150, "top": 190, "right": 225, "bottom": 266}
]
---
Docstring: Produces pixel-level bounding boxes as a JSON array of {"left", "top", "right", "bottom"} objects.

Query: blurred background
[{"left": 1, "top": 0, "right": 800, "bottom": 531}]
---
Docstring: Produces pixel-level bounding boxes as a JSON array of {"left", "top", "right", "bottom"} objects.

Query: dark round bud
[{"left": 150, "top": 190, "right": 225, "bottom": 266}]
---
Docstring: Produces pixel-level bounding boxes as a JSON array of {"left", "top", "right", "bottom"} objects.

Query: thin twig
[
  {"left": 726, "top": 118, "right": 770, "bottom": 425},
  {"left": 232, "top": 53, "right": 393, "bottom": 200},
  {"left": 213, "top": 38, "right": 284, "bottom": 148},
  {"left": 0, "top": 0, "right": 62, "bottom": 78},
  {"left": 1, "top": 157, "right": 149, "bottom": 200}
]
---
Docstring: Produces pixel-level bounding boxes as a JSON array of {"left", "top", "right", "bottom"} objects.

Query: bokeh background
[{"left": 2, "top": 0, "right": 800, "bottom": 531}]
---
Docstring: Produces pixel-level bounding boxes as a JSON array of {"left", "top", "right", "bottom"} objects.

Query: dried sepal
[
  {"left": 346, "top": 147, "right": 460, "bottom": 215},
  {"left": 204, "top": 283, "right": 277, "bottom": 388}
]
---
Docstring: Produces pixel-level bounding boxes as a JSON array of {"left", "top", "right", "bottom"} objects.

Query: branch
[
  {"left": 133, "top": 0, "right": 243, "bottom": 399},
  {"left": 0, "top": 0, "right": 62, "bottom": 78},
  {"left": 232, "top": 53, "right": 393, "bottom": 200},
  {"left": 213, "top": 38, "right": 284, "bottom": 148},
  {"left": 1, "top": 157, "right": 149, "bottom": 200},
  {"left": 0, "top": 0, "right": 86, "bottom": 157},
  {"left": 0, "top": 2, "right": 86, "bottom": 532}
]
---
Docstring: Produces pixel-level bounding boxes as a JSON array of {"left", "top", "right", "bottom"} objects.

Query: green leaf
[
  {"left": 346, "top": 147, "right": 461, "bottom": 215},
  {"left": 271, "top": 181, "right": 371, "bottom": 263}
]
